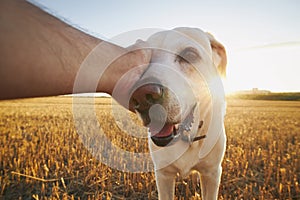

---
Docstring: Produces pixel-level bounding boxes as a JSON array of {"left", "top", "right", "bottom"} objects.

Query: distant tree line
[{"left": 227, "top": 92, "right": 300, "bottom": 101}]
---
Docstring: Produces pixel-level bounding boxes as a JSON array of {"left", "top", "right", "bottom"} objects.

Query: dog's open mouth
[{"left": 150, "top": 104, "right": 196, "bottom": 147}]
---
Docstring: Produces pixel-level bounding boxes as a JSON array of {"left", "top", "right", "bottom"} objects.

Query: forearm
[{"left": 0, "top": 0, "right": 130, "bottom": 99}]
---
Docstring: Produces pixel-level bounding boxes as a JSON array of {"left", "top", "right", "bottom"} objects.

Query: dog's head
[{"left": 129, "top": 27, "right": 227, "bottom": 147}]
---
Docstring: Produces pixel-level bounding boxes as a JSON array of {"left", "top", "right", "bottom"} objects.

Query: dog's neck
[{"left": 181, "top": 120, "right": 206, "bottom": 145}]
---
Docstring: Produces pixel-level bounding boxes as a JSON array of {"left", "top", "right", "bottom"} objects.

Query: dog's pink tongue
[{"left": 150, "top": 124, "right": 174, "bottom": 138}]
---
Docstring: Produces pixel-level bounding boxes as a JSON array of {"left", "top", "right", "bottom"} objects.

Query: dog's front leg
[
  {"left": 199, "top": 165, "right": 222, "bottom": 200},
  {"left": 155, "top": 169, "right": 176, "bottom": 200}
]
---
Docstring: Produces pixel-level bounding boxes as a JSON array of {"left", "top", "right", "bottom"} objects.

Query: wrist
[{"left": 98, "top": 47, "right": 151, "bottom": 95}]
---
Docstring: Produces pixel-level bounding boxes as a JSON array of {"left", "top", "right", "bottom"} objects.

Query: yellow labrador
[{"left": 130, "top": 27, "right": 227, "bottom": 200}]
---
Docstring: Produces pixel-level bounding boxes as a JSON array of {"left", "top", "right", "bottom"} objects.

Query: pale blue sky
[{"left": 33, "top": 0, "right": 300, "bottom": 92}]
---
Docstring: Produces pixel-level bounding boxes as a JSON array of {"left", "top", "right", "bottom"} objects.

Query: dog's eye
[{"left": 176, "top": 47, "right": 200, "bottom": 63}]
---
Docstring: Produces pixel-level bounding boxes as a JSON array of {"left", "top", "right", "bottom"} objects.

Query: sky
[{"left": 32, "top": 0, "right": 300, "bottom": 92}]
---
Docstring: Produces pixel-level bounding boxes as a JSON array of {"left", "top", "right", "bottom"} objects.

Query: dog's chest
[
  {"left": 149, "top": 140, "right": 202, "bottom": 175},
  {"left": 172, "top": 144, "right": 202, "bottom": 177}
]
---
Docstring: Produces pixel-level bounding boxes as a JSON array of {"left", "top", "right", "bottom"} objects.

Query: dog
[{"left": 129, "top": 27, "right": 227, "bottom": 200}]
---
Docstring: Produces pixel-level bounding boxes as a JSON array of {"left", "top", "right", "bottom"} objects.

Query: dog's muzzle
[
  {"left": 130, "top": 83, "right": 205, "bottom": 147},
  {"left": 150, "top": 103, "right": 200, "bottom": 147},
  {"left": 150, "top": 125, "right": 181, "bottom": 147}
]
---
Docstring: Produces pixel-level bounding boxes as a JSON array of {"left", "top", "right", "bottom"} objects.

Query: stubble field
[{"left": 0, "top": 97, "right": 299, "bottom": 199}]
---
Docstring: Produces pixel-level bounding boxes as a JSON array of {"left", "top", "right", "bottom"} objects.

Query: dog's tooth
[{"left": 175, "top": 124, "right": 179, "bottom": 130}]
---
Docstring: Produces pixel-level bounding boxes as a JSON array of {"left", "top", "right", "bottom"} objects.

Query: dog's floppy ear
[{"left": 206, "top": 33, "right": 227, "bottom": 77}]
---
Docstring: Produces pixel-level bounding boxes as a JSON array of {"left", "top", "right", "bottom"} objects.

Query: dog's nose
[{"left": 130, "top": 84, "right": 164, "bottom": 111}]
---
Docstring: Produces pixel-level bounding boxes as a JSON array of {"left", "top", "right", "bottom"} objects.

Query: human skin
[{"left": 0, "top": 0, "right": 150, "bottom": 100}]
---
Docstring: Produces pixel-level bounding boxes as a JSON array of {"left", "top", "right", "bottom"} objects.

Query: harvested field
[{"left": 0, "top": 97, "right": 299, "bottom": 199}]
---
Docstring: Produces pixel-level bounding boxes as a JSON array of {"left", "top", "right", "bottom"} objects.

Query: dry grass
[{"left": 0, "top": 97, "right": 299, "bottom": 199}]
